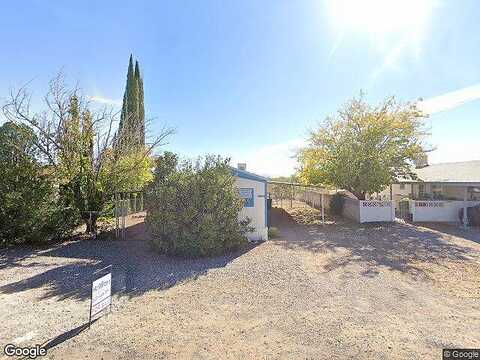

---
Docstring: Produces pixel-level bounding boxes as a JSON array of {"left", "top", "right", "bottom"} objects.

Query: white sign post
[{"left": 89, "top": 266, "right": 112, "bottom": 327}]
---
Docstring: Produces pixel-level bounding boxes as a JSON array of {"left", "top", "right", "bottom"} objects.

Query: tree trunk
[
  {"left": 352, "top": 191, "right": 366, "bottom": 200},
  {"left": 82, "top": 212, "right": 98, "bottom": 235}
]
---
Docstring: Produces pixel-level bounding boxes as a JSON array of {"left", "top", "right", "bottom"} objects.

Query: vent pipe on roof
[{"left": 237, "top": 163, "right": 246, "bottom": 171}]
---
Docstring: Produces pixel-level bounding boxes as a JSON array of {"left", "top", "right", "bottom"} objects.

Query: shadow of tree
[
  {"left": 270, "top": 207, "right": 479, "bottom": 278},
  {"left": 0, "top": 222, "right": 257, "bottom": 301},
  {"left": 413, "top": 222, "right": 480, "bottom": 244},
  {"left": 0, "top": 246, "right": 47, "bottom": 270}
]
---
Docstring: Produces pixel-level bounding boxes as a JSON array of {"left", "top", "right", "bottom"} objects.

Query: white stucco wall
[
  {"left": 343, "top": 198, "right": 394, "bottom": 223},
  {"left": 359, "top": 200, "right": 395, "bottom": 222},
  {"left": 411, "top": 200, "right": 480, "bottom": 222},
  {"left": 235, "top": 177, "right": 268, "bottom": 241}
]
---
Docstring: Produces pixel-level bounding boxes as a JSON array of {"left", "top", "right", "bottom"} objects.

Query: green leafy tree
[
  {"left": 0, "top": 122, "right": 73, "bottom": 245},
  {"left": 297, "top": 95, "right": 429, "bottom": 200},
  {"left": 3, "top": 73, "right": 172, "bottom": 234},
  {"left": 145, "top": 154, "right": 251, "bottom": 257},
  {"left": 100, "top": 149, "right": 155, "bottom": 193}
]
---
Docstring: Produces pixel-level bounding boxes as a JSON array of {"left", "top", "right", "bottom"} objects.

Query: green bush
[
  {"left": 268, "top": 227, "right": 280, "bottom": 238},
  {"left": 145, "top": 153, "right": 250, "bottom": 257},
  {"left": 0, "top": 122, "right": 75, "bottom": 246},
  {"left": 329, "top": 193, "right": 345, "bottom": 215}
]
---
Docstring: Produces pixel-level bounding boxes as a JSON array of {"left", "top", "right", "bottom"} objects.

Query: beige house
[
  {"left": 382, "top": 160, "right": 480, "bottom": 201},
  {"left": 377, "top": 160, "right": 480, "bottom": 225}
]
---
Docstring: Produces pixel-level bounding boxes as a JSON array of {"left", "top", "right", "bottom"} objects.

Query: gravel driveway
[{"left": 1, "top": 206, "right": 479, "bottom": 359}]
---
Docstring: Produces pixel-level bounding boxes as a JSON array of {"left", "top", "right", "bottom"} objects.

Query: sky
[{"left": 1, "top": 0, "right": 479, "bottom": 177}]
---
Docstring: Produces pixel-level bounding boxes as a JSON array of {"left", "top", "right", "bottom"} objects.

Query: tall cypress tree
[
  {"left": 135, "top": 60, "right": 145, "bottom": 146},
  {"left": 117, "top": 54, "right": 145, "bottom": 151},
  {"left": 126, "top": 56, "right": 138, "bottom": 133}
]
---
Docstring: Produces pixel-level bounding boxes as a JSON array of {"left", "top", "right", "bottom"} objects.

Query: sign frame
[{"left": 89, "top": 264, "right": 112, "bottom": 328}]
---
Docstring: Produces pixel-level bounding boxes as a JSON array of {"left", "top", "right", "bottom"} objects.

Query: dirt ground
[{"left": 1, "top": 203, "right": 480, "bottom": 359}]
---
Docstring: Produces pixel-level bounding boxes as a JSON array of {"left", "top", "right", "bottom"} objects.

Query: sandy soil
[{"left": 1, "top": 204, "right": 479, "bottom": 359}]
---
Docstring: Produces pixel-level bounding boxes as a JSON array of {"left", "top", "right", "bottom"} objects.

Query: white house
[{"left": 232, "top": 164, "right": 268, "bottom": 241}]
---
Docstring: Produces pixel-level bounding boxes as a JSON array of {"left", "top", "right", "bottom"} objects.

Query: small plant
[
  {"left": 268, "top": 227, "right": 280, "bottom": 238},
  {"left": 329, "top": 193, "right": 345, "bottom": 215}
]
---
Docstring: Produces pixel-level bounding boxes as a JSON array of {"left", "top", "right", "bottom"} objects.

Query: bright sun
[
  {"left": 326, "top": 0, "right": 436, "bottom": 76},
  {"left": 327, "top": 0, "right": 435, "bottom": 40}
]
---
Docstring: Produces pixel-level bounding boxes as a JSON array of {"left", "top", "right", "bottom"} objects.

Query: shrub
[
  {"left": 268, "top": 227, "right": 280, "bottom": 238},
  {"left": 329, "top": 193, "right": 345, "bottom": 215},
  {"left": 0, "top": 122, "right": 75, "bottom": 246},
  {"left": 145, "top": 153, "right": 250, "bottom": 257}
]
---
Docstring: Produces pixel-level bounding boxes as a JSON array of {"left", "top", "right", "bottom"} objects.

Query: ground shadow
[
  {"left": 413, "top": 222, "right": 480, "bottom": 244},
  {"left": 0, "top": 221, "right": 258, "bottom": 301},
  {"left": 41, "top": 319, "right": 97, "bottom": 351},
  {"left": 271, "top": 207, "right": 479, "bottom": 278}
]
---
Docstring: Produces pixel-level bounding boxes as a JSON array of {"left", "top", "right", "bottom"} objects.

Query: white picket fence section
[
  {"left": 343, "top": 197, "right": 395, "bottom": 223},
  {"left": 410, "top": 200, "right": 480, "bottom": 222}
]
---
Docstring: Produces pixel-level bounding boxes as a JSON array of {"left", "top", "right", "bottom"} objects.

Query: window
[
  {"left": 418, "top": 184, "right": 425, "bottom": 198},
  {"left": 238, "top": 188, "right": 254, "bottom": 207}
]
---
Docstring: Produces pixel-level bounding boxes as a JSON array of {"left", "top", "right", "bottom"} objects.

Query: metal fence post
[
  {"left": 122, "top": 198, "right": 127, "bottom": 240},
  {"left": 114, "top": 194, "right": 119, "bottom": 239},
  {"left": 321, "top": 193, "right": 325, "bottom": 225}
]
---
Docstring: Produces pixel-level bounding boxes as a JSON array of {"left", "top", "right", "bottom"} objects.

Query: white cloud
[
  {"left": 418, "top": 84, "right": 480, "bottom": 115},
  {"left": 89, "top": 95, "right": 122, "bottom": 107},
  {"left": 229, "top": 138, "right": 306, "bottom": 178},
  {"left": 429, "top": 140, "right": 480, "bottom": 164}
]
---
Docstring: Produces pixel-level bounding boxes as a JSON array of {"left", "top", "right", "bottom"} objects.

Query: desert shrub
[
  {"left": 268, "top": 227, "right": 280, "bottom": 238},
  {"left": 0, "top": 122, "right": 75, "bottom": 246},
  {"left": 329, "top": 193, "right": 345, "bottom": 215},
  {"left": 145, "top": 153, "right": 250, "bottom": 257}
]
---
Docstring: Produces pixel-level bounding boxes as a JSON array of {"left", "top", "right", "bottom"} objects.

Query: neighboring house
[
  {"left": 377, "top": 159, "right": 480, "bottom": 225},
  {"left": 383, "top": 160, "right": 480, "bottom": 201},
  {"left": 231, "top": 164, "right": 268, "bottom": 241}
]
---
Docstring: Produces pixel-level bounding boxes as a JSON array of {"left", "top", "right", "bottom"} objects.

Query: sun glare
[
  {"left": 327, "top": 0, "right": 434, "bottom": 39},
  {"left": 326, "top": 0, "right": 436, "bottom": 78}
]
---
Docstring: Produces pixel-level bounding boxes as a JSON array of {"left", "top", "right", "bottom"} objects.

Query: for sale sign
[{"left": 89, "top": 266, "right": 112, "bottom": 324}]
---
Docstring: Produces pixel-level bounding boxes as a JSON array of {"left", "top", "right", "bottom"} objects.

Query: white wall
[
  {"left": 342, "top": 198, "right": 394, "bottom": 223},
  {"left": 235, "top": 177, "right": 268, "bottom": 241},
  {"left": 411, "top": 200, "right": 480, "bottom": 222},
  {"left": 359, "top": 200, "right": 395, "bottom": 222}
]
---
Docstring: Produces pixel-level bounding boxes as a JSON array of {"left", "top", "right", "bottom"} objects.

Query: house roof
[
  {"left": 230, "top": 167, "right": 268, "bottom": 183},
  {"left": 412, "top": 160, "right": 480, "bottom": 183}
]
